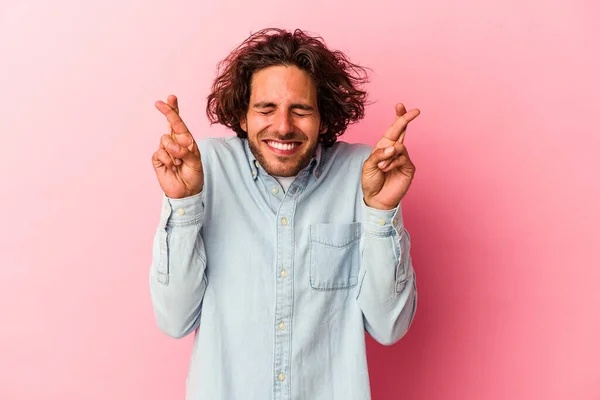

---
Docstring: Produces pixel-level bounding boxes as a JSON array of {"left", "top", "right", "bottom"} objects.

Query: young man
[{"left": 150, "top": 28, "right": 420, "bottom": 400}]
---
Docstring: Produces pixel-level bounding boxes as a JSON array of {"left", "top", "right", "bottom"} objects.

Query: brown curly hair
[{"left": 206, "top": 28, "right": 369, "bottom": 147}]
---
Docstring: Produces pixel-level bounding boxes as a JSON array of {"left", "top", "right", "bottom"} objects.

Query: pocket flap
[{"left": 310, "top": 222, "right": 361, "bottom": 247}]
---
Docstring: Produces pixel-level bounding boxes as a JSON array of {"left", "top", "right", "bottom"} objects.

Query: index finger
[
  {"left": 382, "top": 107, "right": 420, "bottom": 143},
  {"left": 155, "top": 100, "right": 192, "bottom": 137},
  {"left": 165, "top": 95, "right": 179, "bottom": 135}
]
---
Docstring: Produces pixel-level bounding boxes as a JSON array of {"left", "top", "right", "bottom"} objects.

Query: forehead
[{"left": 249, "top": 65, "right": 317, "bottom": 104}]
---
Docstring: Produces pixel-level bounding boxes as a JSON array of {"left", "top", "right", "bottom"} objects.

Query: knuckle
[
  {"left": 171, "top": 119, "right": 186, "bottom": 130},
  {"left": 395, "top": 117, "right": 407, "bottom": 127},
  {"left": 160, "top": 150, "right": 171, "bottom": 160}
]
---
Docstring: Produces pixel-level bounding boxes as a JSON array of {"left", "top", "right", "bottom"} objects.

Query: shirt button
[
  {"left": 281, "top": 217, "right": 288, "bottom": 226},
  {"left": 254, "top": 160, "right": 260, "bottom": 168},
  {"left": 278, "top": 321, "right": 286, "bottom": 331},
  {"left": 177, "top": 208, "right": 185, "bottom": 216},
  {"left": 278, "top": 372, "right": 286, "bottom": 381},
  {"left": 378, "top": 218, "right": 386, "bottom": 226},
  {"left": 280, "top": 269, "right": 288, "bottom": 278},
  {"left": 272, "top": 187, "right": 279, "bottom": 194}
]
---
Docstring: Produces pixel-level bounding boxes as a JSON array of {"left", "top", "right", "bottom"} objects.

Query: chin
[{"left": 263, "top": 159, "right": 303, "bottom": 177}]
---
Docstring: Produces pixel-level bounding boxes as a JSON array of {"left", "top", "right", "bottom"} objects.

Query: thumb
[
  {"left": 168, "top": 142, "right": 201, "bottom": 169},
  {"left": 364, "top": 145, "right": 395, "bottom": 171}
]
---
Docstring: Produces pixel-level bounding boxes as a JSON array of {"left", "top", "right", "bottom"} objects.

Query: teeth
[{"left": 267, "top": 141, "right": 299, "bottom": 151}]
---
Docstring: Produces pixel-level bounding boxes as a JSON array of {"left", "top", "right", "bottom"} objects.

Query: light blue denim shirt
[{"left": 150, "top": 136, "right": 417, "bottom": 400}]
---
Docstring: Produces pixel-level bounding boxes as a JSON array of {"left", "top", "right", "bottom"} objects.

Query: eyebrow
[{"left": 252, "top": 102, "right": 314, "bottom": 111}]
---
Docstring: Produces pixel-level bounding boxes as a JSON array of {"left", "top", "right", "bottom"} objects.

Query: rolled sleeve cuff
[
  {"left": 160, "top": 191, "right": 205, "bottom": 228},
  {"left": 361, "top": 199, "right": 404, "bottom": 236}
]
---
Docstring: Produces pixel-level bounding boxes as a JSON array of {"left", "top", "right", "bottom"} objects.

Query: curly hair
[{"left": 206, "top": 28, "right": 369, "bottom": 147}]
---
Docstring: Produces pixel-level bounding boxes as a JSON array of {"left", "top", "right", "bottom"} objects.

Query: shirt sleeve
[
  {"left": 149, "top": 191, "right": 208, "bottom": 339},
  {"left": 355, "top": 199, "right": 418, "bottom": 345}
]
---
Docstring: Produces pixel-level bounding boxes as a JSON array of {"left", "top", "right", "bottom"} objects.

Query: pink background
[{"left": 1, "top": 0, "right": 599, "bottom": 399}]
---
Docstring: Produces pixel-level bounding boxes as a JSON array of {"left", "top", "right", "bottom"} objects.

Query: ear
[
  {"left": 240, "top": 116, "right": 247, "bottom": 132},
  {"left": 319, "top": 123, "right": 328, "bottom": 135}
]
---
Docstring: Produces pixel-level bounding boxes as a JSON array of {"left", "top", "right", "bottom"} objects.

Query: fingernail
[
  {"left": 378, "top": 160, "right": 386, "bottom": 168},
  {"left": 385, "top": 146, "right": 394, "bottom": 155},
  {"left": 174, "top": 158, "right": 182, "bottom": 165},
  {"left": 169, "top": 143, "right": 179, "bottom": 152}
]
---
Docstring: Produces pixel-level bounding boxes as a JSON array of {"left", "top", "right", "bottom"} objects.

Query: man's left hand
[{"left": 362, "top": 103, "right": 420, "bottom": 210}]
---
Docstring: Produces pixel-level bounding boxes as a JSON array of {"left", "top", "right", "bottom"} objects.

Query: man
[{"left": 150, "top": 28, "right": 419, "bottom": 400}]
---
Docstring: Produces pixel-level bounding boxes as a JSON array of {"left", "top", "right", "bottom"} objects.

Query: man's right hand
[{"left": 152, "top": 95, "right": 204, "bottom": 199}]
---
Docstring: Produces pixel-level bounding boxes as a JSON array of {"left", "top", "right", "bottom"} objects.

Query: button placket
[
  {"left": 274, "top": 203, "right": 294, "bottom": 398},
  {"left": 272, "top": 170, "right": 311, "bottom": 399}
]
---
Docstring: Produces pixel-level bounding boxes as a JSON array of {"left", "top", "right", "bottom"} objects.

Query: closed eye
[{"left": 258, "top": 111, "right": 309, "bottom": 117}]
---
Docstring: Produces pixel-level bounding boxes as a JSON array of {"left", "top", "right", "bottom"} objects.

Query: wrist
[{"left": 363, "top": 196, "right": 398, "bottom": 211}]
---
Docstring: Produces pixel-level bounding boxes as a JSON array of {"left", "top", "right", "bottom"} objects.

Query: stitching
[
  {"left": 310, "top": 223, "right": 361, "bottom": 247},
  {"left": 166, "top": 216, "right": 204, "bottom": 228}
]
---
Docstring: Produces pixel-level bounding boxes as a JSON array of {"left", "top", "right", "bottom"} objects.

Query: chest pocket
[{"left": 309, "top": 222, "right": 361, "bottom": 290}]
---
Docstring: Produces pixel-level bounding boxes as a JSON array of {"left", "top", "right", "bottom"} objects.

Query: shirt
[
  {"left": 272, "top": 175, "right": 296, "bottom": 192},
  {"left": 149, "top": 136, "right": 418, "bottom": 400}
]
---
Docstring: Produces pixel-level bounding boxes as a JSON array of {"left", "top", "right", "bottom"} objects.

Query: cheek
[
  {"left": 302, "top": 119, "right": 322, "bottom": 140},
  {"left": 246, "top": 117, "right": 269, "bottom": 139},
  {"left": 248, "top": 116, "right": 271, "bottom": 134}
]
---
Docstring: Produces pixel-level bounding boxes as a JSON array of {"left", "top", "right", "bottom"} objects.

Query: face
[{"left": 240, "top": 65, "right": 326, "bottom": 177}]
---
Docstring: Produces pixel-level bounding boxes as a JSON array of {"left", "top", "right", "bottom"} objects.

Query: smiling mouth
[{"left": 264, "top": 140, "right": 302, "bottom": 155}]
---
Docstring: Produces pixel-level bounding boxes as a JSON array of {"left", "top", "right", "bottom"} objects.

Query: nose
[{"left": 273, "top": 110, "right": 293, "bottom": 135}]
